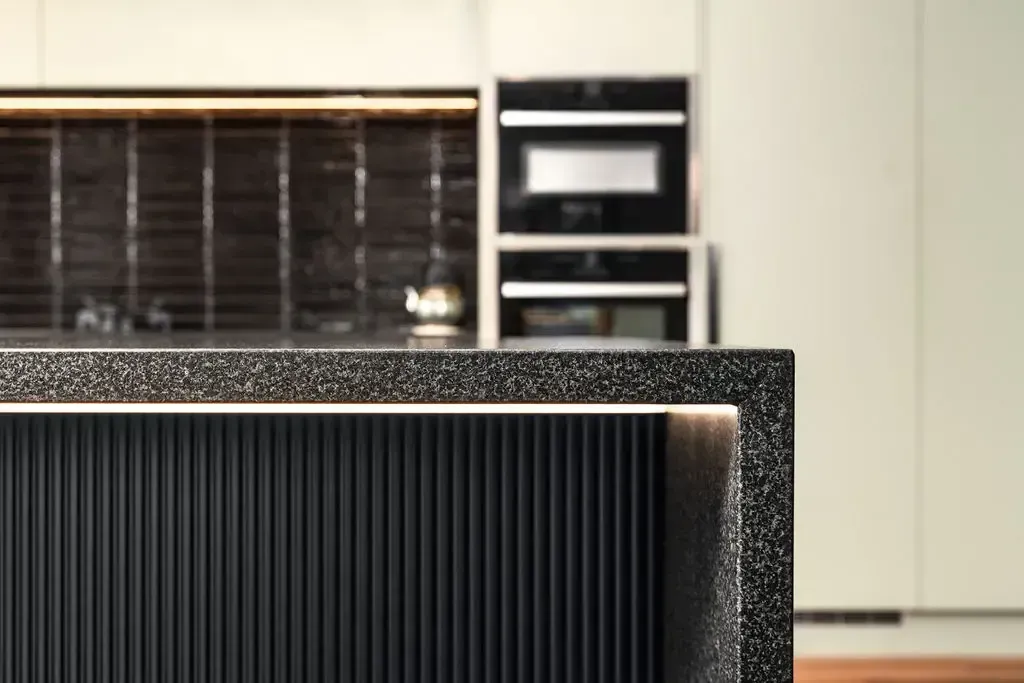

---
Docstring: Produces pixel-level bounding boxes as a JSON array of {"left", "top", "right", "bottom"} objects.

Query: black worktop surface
[
  {"left": 0, "top": 332, "right": 791, "bottom": 406},
  {"left": 0, "top": 331, "right": 696, "bottom": 349}
]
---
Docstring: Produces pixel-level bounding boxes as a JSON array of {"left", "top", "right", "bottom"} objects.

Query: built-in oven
[
  {"left": 499, "top": 250, "right": 689, "bottom": 340},
  {"left": 498, "top": 78, "right": 689, "bottom": 235}
]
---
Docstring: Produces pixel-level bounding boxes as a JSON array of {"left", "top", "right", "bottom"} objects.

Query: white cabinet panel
[
  {"left": 486, "top": 0, "right": 697, "bottom": 77},
  {"left": 703, "top": 0, "right": 918, "bottom": 608},
  {"left": 0, "top": 0, "right": 40, "bottom": 86},
  {"left": 921, "top": 0, "right": 1024, "bottom": 610},
  {"left": 43, "top": 0, "right": 478, "bottom": 88}
]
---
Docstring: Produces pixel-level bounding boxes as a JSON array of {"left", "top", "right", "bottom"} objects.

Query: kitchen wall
[{"left": 0, "top": 112, "right": 477, "bottom": 332}]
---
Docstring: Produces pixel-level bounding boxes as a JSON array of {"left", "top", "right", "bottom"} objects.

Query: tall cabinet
[
  {"left": 485, "top": 0, "right": 698, "bottom": 76},
  {"left": 703, "top": 0, "right": 919, "bottom": 609},
  {"left": 0, "top": 0, "right": 40, "bottom": 86},
  {"left": 41, "top": 0, "right": 479, "bottom": 87},
  {"left": 920, "top": 0, "right": 1024, "bottom": 610}
]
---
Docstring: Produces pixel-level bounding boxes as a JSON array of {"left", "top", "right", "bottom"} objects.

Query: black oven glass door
[
  {"left": 499, "top": 250, "right": 689, "bottom": 341},
  {"left": 501, "top": 298, "right": 687, "bottom": 341},
  {"left": 499, "top": 120, "right": 688, "bottom": 234}
]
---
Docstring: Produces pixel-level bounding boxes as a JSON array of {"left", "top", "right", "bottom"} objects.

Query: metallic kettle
[{"left": 404, "top": 255, "right": 465, "bottom": 327}]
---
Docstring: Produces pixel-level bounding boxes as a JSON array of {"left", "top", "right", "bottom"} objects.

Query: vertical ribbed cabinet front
[{"left": 0, "top": 412, "right": 677, "bottom": 683}]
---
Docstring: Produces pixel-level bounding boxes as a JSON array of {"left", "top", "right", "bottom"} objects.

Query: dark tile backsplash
[{"left": 0, "top": 111, "right": 477, "bottom": 332}]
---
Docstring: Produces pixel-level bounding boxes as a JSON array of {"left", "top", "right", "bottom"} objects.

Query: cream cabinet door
[
  {"left": 485, "top": 0, "right": 697, "bottom": 77},
  {"left": 703, "top": 0, "right": 919, "bottom": 608},
  {"left": 921, "top": 0, "right": 1024, "bottom": 609},
  {"left": 42, "top": 0, "right": 479, "bottom": 88},
  {"left": 0, "top": 0, "right": 40, "bottom": 86}
]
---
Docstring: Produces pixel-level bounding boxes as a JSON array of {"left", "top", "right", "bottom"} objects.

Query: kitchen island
[{"left": 0, "top": 335, "right": 793, "bottom": 682}]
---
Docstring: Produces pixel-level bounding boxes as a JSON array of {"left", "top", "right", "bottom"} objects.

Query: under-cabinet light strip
[
  {"left": 0, "top": 96, "right": 478, "bottom": 113},
  {"left": 0, "top": 403, "right": 737, "bottom": 415}
]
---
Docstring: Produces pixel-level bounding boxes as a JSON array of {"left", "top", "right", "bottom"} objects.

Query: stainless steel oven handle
[
  {"left": 500, "top": 282, "right": 687, "bottom": 299},
  {"left": 498, "top": 110, "right": 686, "bottom": 127},
  {"left": 497, "top": 233, "right": 701, "bottom": 251}
]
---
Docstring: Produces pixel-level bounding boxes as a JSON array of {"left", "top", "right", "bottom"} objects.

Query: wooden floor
[{"left": 795, "top": 659, "right": 1024, "bottom": 682}]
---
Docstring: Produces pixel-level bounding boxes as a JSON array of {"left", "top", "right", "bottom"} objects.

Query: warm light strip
[
  {"left": 0, "top": 403, "right": 689, "bottom": 414},
  {"left": 667, "top": 404, "right": 738, "bottom": 417},
  {"left": 0, "top": 95, "right": 478, "bottom": 113}
]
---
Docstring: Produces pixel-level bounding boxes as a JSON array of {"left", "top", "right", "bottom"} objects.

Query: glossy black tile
[
  {"left": 0, "top": 121, "right": 50, "bottom": 328},
  {"left": 0, "top": 111, "right": 477, "bottom": 332}
]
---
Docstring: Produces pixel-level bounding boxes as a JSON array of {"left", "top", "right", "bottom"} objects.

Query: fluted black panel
[{"left": 0, "top": 413, "right": 664, "bottom": 683}]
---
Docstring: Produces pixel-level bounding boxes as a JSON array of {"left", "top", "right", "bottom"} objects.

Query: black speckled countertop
[
  {"left": 0, "top": 332, "right": 789, "bottom": 405},
  {"left": 0, "top": 332, "right": 794, "bottom": 680}
]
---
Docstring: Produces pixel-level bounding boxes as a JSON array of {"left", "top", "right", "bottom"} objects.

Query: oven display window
[{"left": 523, "top": 143, "right": 661, "bottom": 196}]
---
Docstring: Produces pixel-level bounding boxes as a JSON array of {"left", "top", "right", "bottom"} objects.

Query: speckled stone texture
[{"left": 0, "top": 338, "right": 794, "bottom": 681}]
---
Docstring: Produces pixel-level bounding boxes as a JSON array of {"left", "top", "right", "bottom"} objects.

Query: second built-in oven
[
  {"left": 499, "top": 251, "right": 689, "bottom": 341},
  {"left": 498, "top": 78, "right": 690, "bottom": 235}
]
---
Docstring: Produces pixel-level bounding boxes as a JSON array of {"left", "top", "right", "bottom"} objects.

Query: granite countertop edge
[{"left": 0, "top": 342, "right": 794, "bottom": 405}]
